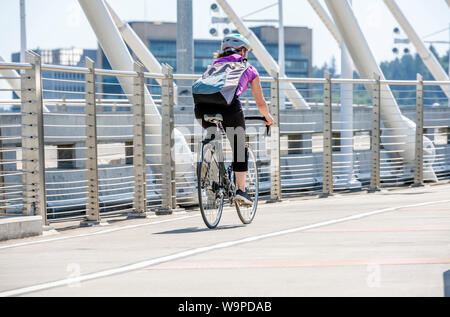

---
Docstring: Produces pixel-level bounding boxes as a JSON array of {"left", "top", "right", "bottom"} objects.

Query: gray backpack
[{"left": 192, "top": 61, "right": 250, "bottom": 106}]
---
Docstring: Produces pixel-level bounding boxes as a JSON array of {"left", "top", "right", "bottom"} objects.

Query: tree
[
  {"left": 380, "top": 49, "right": 447, "bottom": 106},
  {"left": 312, "top": 50, "right": 448, "bottom": 106}
]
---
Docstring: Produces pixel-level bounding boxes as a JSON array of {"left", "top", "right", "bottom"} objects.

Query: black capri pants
[{"left": 195, "top": 102, "right": 248, "bottom": 172}]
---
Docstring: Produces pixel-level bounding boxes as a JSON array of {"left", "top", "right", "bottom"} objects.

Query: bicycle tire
[
  {"left": 197, "top": 143, "right": 224, "bottom": 229},
  {"left": 235, "top": 146, "right": 259, "bottom": 225}
]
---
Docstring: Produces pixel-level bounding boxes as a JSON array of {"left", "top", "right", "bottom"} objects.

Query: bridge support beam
[{"left": 325, "top": 0, "right": 437, "bottom": 182}]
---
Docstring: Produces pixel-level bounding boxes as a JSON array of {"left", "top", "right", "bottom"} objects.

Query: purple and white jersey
[{"left": 213, "top": 54, "right": 260, "bottom": 97}]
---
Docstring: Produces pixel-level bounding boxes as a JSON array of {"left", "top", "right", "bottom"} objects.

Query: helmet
[{"left": 221, "top": 34, "right": 252, "bottom": 53}]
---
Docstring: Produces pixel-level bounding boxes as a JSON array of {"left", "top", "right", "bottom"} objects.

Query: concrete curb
[{"left": 0, "top": 216, "right": 43, "bottom": 241}]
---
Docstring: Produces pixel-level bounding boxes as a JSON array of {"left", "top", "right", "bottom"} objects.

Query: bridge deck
[{"left": 0, "top": 184, "right": 449, "bottom": 297}]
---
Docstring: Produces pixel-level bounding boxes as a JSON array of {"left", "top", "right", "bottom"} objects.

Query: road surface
[{"left": 0, "top": 184, "right": 449, "bottom": 297}]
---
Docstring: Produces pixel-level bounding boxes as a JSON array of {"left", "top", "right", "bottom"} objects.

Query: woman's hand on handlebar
[{"left": 264, "top": 114, "right": 275, "bottom": 127}]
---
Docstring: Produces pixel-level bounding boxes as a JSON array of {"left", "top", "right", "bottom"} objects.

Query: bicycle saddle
[{"left": 203, "top": 114, "right": 224, "bottom": 123}]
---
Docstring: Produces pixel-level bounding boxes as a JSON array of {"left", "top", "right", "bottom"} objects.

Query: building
[
  {"left": 97, "top": 21, "right": 313, "bottom": 100},
  {"left": 7, "top": 23, "right": 313, "bottom": 107},
  {"left": 11, "top": 48, "right": 97, "bottom": 103},
  {"left": 110, "top": 22, "right": 312, "bottom": 76},
  {"left": 249, "top": 25, "right": 312, "bottom": 78}
]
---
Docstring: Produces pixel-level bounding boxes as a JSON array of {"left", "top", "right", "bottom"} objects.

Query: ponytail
[{"left": 213, "top": 48, "right": 240, "bottom": 59}]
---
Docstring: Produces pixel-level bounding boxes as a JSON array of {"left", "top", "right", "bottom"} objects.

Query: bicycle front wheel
[
  {"left": 235, "top": 146, "right": 259, "bottom": 225},
  {"left": 197, "top": 143, "right": 224, "bottom": 229}
]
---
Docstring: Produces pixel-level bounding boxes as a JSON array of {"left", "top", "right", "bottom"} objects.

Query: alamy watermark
[
  {"left": 66, "top": 263, "right": 82, "bottom": 288},
  {"left": 366, "top": 263, "right": 382, "bottom": 288}
]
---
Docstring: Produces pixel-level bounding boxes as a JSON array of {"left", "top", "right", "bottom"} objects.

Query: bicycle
[{"left": 197, "top": 114, "right": 270, "bottom": 229}]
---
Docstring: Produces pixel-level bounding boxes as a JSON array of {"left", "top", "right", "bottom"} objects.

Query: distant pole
[
  {"left": 177, "top": 0, "right": 194, "bottom": 106},
  {"left": 20, "top": 0, "right": 27, "bottom": 63},
  {"left": 278, "top": 0, "right": 285, "bottom": 109},
  {"left": 176, "top": 0, "right": 193, "bottom": 74},
  {"left": 340, "top": 0, "right": 354, "bottom": 186},
  {"left": 278, "top": 0, "right": 285, "bottom": 77}
]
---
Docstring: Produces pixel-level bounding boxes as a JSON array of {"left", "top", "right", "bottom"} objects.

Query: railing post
[
  {"left": 369, "top": 74, "right": 381, "bottom": 192},
  {"left": 269, "top": 74, "right": 282, "bottom": 202},
  {"left": 321, "top": 72, "right": 333, "bottom": 197},
  {"left": 414, "top": 73, "right": 424, "bottom": 186},
  {"left": 21, "top": 51, "right": 47, "bottom": 224},
  {"left": 128, "top": 61, "right": 151, "bottom": 218},
  {"left": 81, "top": 57, "right": 102, "bottom": 226},
  {"left": 159, "top": 64, "right": 176, "bottom": 214},
  {"left": 0, "top": 125, "right": 5, "bottom": 215}
]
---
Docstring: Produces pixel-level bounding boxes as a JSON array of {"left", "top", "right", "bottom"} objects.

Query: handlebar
[{"left": 245, "top": 116, "right": 271, "bottom": 136}]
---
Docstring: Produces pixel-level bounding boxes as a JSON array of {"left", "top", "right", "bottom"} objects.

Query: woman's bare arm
[{"left": 249, "top": 77, "right": 274, "bottom": 126}]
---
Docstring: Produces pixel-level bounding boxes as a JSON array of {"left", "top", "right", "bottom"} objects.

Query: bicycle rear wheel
[
  {"left": 198, "top": 143, "right": 224, "bottom": 229},
  {"left": 235, "top": 146, "right": 259, "bottom": 224}
]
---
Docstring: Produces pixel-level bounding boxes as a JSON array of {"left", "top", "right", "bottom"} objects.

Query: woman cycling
[{"left": 194, "top": 33, "right": 274, "bottom": 206}]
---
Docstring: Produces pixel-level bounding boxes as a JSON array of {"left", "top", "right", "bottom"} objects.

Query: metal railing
[{"left": 0, "top": 51, "right": 449, "bottom": 226}]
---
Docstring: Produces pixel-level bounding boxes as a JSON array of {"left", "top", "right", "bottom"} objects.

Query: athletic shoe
[{"left": 235, "top": 189, "right": 253, "bottom": 206}]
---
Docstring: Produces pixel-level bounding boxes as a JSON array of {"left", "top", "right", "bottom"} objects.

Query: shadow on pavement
[
  {"left": 154, "top": 225, "right": 244, "bottom": 235},
  {"left": 379, "top": 192, "right": 429, "bottom": 196}
]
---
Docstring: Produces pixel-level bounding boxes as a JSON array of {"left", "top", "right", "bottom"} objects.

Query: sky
[{"left": 0, "top": 0, "right": 449, "bottom": 72}]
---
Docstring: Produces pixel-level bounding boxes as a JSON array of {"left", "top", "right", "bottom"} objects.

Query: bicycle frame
[
  {"left": 201, "top": 121, "right": 236, "bottom": 203},
  {"left": 201, "top": 115, "right": 269, "bottom": 195},
  {"left": 197, "top": 116, "right": 267, "bottom": 228}
]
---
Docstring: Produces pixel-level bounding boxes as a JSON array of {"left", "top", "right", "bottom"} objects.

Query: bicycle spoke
[{"left": 198, "top": 144, "right": 224, "bottom": 229}]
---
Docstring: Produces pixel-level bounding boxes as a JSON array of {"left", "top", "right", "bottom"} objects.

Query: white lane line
[
  {"left": 1, "top": 199, "right": 448, "bottom": 297},
  {"left": 0, "top": 214, "right": 201, "bottom": 251}
]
